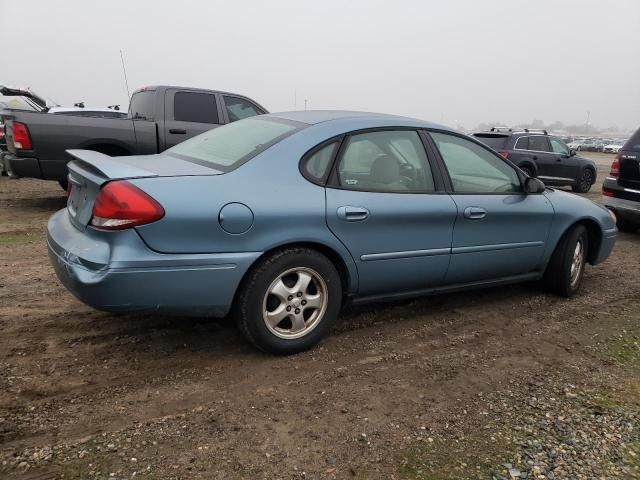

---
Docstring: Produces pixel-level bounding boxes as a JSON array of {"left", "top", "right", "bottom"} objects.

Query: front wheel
[
  {"left": 572, "top": 169, "right": 594, "bottom": 193},
  {"left": 544, "top": 225, "right": 588, "bottom": 297},
  {"left": 236, "top": 248, "right": 342, "bottom": 354}
]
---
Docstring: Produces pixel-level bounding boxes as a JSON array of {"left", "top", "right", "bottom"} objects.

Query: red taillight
[
  {"left": 12, "top": 122, "right": 32, "bottom": 150},
  {"left": 602, "top": 189, "right": 614, "bottom": 197},
  {"left": 91, "top": 181, "right": 164, "bottom": 230},
  {"left": 499, "top": 151, "right": 509, "bottom": 159},
  {"left": 610, "top": 156, "right": 620, "bottom": 177}
]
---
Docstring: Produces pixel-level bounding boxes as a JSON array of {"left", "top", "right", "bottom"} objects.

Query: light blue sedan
[{"left": 48, "top": 111, "right": 617, "bottom": 354}]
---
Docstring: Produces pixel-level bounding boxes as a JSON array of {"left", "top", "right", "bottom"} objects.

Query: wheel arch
[
  {"left": 234, "top": 241, "right": 358, "bottom": 307},
  {"left": 557, "top": 218, "right": 602, "bottom": 265}
]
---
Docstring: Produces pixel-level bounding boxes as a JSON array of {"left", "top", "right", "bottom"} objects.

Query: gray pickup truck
[{"left": 2, "top": 85, "right": 267, "bottom": 188}]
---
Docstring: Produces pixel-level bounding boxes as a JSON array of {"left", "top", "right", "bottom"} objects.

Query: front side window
[
  {"left": 167, "top": 117, "right": 303, "bottom": 171},
  {"left": 336, "top": 130, "right": 435, "bottom": 193},
  {"left": 224, "top": 96, "right": 263, "bottom": 122},
  {"left": 527, "top": 136, "right": 551, "bottom": 152},
  {"left": 430, "top": 132, "right": 522, "bottom": 193},
  {"left": 550, "top": 137, "right": 569, "bottom": 155},
  {"left": 174, "top": 92, "right": 219, "bottom": 124}
]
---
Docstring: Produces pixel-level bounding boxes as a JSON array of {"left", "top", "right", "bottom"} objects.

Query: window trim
[
  {"left": 324, "top": 127, "right": 445, "bottom": 194},
  {"left": 424, "top": 129, "right": 530, "bottom": 196},
  {"left": 513, "top": 135, "right": 552, "bottom": 154}
]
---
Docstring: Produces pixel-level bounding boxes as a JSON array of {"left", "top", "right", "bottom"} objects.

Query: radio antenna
[{"left": 119, "top": 50, "right": 131, "bottom": 99}]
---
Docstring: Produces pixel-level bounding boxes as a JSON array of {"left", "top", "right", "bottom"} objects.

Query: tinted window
[
  {"left": 224, "top": 96, "right": 263, "bottom": 122},
  {"left": 128, "top": 91, "right": 156, "bottom": 120},
  {"left": 514, "top": 136, "right": 529, "bottom": 150},
  {"left": 528, "top": 136, "right": 551, "bottom": 152},
  {"left": 549, "top": 137, "right": 569, "bottom": 155},
  {"left": 167, "top": 117, "right": 302, "bottom": 171},
  {"left": 473, "top": 134, "right": 508, "bottom": 149},
  {"left": 173, "top": 92, "right": 218, "bottom": 124},
  {"left": 303, "top": 142, "right": 338, "bottom": 182},
  {"left": 336, "top": 130, "right": 434, "bottom": 193},
  {"left": 431, "top": 132, "right": 521, "bottom": 193},
  {"left": 623, "top": 128, "right": 640, "bottom": 153}
]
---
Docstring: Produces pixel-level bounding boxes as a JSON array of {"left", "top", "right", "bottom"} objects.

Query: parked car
[
  {"left": 567, "top": 139, "right": 585, "bottom": 150},
  {"left": 473, "top": 128, "right": 597, "bottom": 192},
  {"left": 47, "top": 111, "right": 617, "bottom": 354},
  {"left": 602, "top": 127, "right": 640, "bottom": 231},
  {"left": 602, "top": 141, "right": 624, "bottom": 154},
  {"left": 3, "top": 85, "right": 267, "bottom": 189}
]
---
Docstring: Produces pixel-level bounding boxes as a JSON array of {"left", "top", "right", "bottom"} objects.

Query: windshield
[{"left": 167, "top": 116, "right": 305, "bottom": 171}]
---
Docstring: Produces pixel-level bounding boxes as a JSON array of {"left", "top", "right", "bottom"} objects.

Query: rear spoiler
[{"left": 67, "top": 149, "right": 157, "bottom": 180}]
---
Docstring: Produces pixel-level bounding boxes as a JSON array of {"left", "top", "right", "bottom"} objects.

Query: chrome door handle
[
  {"left": 337, "top": 206, "right": 369, "bottom": 222},
  {"left": 463, "top": 206, "right": 487, "bottom": 220}
]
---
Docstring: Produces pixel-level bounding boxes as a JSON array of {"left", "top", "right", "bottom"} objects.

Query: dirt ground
[{"left": 1, "top": 152, "right": 639, "bottom": 479}]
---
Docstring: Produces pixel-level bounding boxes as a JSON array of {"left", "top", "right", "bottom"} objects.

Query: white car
[
  {"left": 567, "top": 139, "right": 585, "bottom": 150},
  {"left": 603, "top": 142, "right": 624, "bottom": 154}
]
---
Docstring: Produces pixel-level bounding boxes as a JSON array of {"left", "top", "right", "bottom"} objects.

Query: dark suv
[
  {"left": 473, "top": 128, "right": 597, "bottom": 193},
  {"left": 602, "top": 127, "right": 640, "bottom": 232}
]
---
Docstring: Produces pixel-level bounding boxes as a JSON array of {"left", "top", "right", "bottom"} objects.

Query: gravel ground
[{"left": 0, "top": 151, "right": 638, "bottom": 479}]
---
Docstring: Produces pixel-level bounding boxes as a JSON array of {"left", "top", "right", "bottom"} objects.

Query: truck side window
[
  {"left": 129, "top": 91, "right": 156, "bottom": 121},
  {"left": 174, "top": 92, "right": 219, "bottom": 124},
  {"left": 224, "top": 96, "right": 263, "bottom": 122}
]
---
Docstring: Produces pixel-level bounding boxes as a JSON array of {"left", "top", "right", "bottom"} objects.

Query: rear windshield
[
  {"left": 166, "top": 116, "right": 304, "bottom": 171},
  {"left": 622, "top": 128, "right": 640, "bottom": 153},
  {"left": 473, "top": 134, "right": 508, "bottom": 149}
]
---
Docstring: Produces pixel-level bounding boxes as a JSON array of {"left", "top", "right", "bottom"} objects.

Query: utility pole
[
  {"left": 304, "top": 99, "right": 308, "bottom": 111},
  {"left": 585, "top": 111, "right": 591, "bottom": 133}
]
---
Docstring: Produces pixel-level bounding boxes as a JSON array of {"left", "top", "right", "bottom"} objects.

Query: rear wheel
[
  {"left": 544, "top": 225, "right": 588, "bottom": 297},
  {"left": 519, "top": 165, "right": 534, "bottom": 177},
  {"left": 236, "top": 248, "right": 342, "bottom": 354},
  {"left": 572, "top": 169, "right": 594, "bottom": 193}
]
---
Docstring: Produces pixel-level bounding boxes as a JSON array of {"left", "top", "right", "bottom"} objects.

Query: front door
[
  {"left": 428, "top": 131, "right": 554, "bottom": 285},
  {"left": 548, "top": 136, "right": 581, "bottom": 180},
  {"left": 325, "top": 129, "right": 457, "bottom": 296}
]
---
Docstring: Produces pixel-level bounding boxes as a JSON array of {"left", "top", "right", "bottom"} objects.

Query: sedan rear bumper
[{"left": 47, "top": 209, "right": 261, "bottom": 317}]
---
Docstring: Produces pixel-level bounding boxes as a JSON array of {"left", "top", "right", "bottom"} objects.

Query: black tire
[
  {"left": 617, "top": 218, "right": 639, "bottom": 233},
  {"left": 519, "top": 165, "right": 535, "bottom": 177},
  {"left": 544, "top": 225, "right": 588, "bottom": 297},
  {"left": 58, "top": 179, "right": 69, "bottom": 192},
  {"left": 572, "top": 169, "right": 594, "bottom": 193},
  {"left": 235, "top": 247, "right": 342, "bottom": 355}
]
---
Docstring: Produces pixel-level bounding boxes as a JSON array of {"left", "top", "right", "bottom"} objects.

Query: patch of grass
[
  {"left": 397, "top": 432, "right": 514, "bottom": 480},
  {"left": 0, "top": 231, "right": 37, "bottom": 245}
]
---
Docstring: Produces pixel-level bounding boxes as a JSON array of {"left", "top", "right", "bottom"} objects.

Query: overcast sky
[{"left": 2, "top": 0, "right": 639, "bottom": 130}]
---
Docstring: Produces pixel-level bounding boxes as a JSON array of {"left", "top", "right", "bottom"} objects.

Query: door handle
[
  {"left": 169, "top": 128, "right": 187, "bottom": 134},
  {"left": 463, "top": 206, "right": 487, "bottom": 220},
  {"left": 337, "top": 206, "right": 369, "bottom": 222}
]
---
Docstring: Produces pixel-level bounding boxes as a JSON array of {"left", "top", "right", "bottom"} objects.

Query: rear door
[
  {"left": 428, "top": 131, "right": 553, "bottom": 284},
  {"left": 162, "top": 89, "right": 223, "bottom": 150},
  {"left": 325, "top": 129, "right": 457, "bottom": 297}
]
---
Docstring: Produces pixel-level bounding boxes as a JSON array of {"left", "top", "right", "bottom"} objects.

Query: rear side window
[
  {"left": 473, "top": 134, "right": 508, "bottom": 149},
  {"left": 514, "top": 137, "right": 529, "bottom": 150},
  {"left": 336, "top": 130, "right": 435, "bottom": 193},
  {"left": 166, "top": 116, "right": 303, "bottom": 171},
  {"left": 528, "top": 136, "right": 551, "bottom": 152},
  {"left": 302, "top": 142, "right": 338, "bottom": 182},
  {"left": 174, "top": 92, "right": 219, "bottom": 124},
  {"left": 224, "top": 96, "right": 263, "bottom": 122},
  {"left": 623, "top": 128, "right": 640, "bottom": 153},
  {"left": 129, "top": 91, "right": 156, "bottom": 120}
]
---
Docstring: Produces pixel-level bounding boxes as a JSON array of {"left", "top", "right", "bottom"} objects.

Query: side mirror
[
  {"left": 525, "top": 177, "right": 546, "bottom": 194},
  {"left": 569, "top": 149, "right": 576, "bottom": 157}
]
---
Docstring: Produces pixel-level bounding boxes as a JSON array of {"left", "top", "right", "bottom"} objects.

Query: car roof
[{"left": 265, "top": 110, "right": 444, "bottom": 128}]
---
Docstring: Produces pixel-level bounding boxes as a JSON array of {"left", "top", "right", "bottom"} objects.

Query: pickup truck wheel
[
  {"left": 544, "top": 225, "right": 588, "bottom": 297},
  {"left": 236, "top": 248, "right": 342, "bottom": 355},
  {"left": 572, "top": 169, "right": 594, "bottom": 193}
]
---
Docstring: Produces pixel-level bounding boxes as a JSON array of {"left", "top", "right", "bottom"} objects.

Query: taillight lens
[
  {"left": 12, "top": 122, "right": 32, "bottom": 150},
  {"left": 498, "top": 151, "right": 509, "bottom": 159},
  {"left": 610, "top": 155, "right": 620, "bottom": 177},
  {"left": 91, "top": 181, "right": 164, "bottom": 230},
  {"left": 602, "top": 188, "right": 614, "bottom": 197}
]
